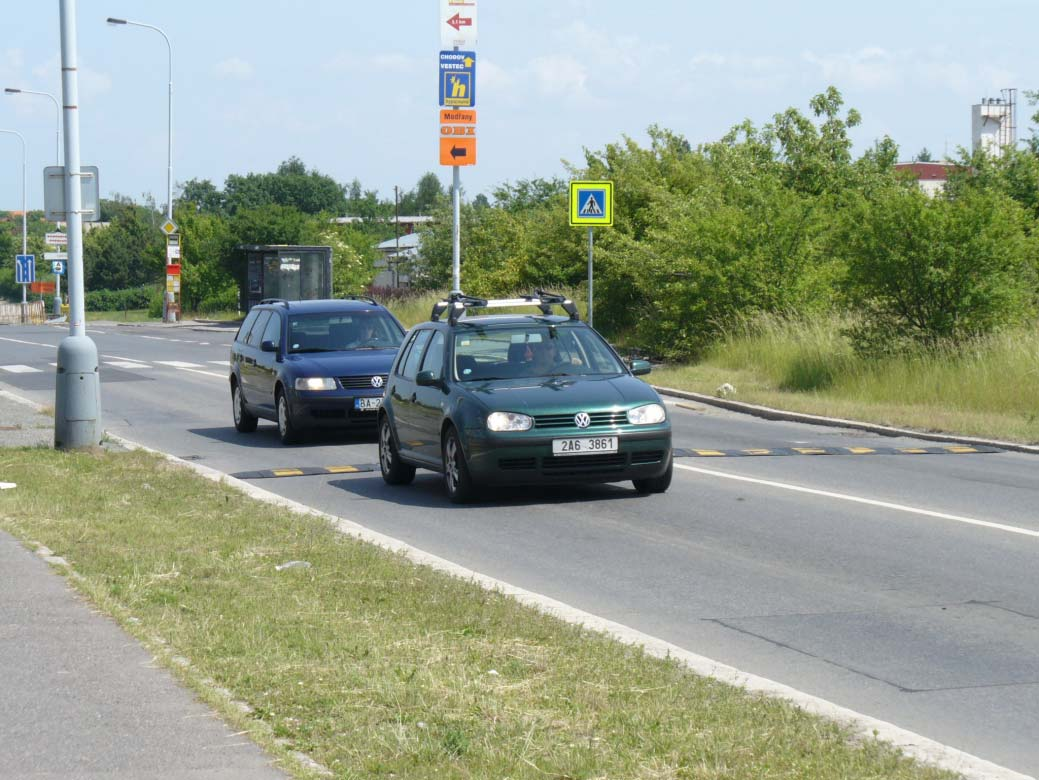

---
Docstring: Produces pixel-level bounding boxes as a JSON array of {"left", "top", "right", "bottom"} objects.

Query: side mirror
[
  {"left": 261, "top": 340, "right": 277, "bottom": 353},
  {"left": 630, "top": 359, "right": 652, "bottom": 376},
  {"left": 416, "top": 370, "right": 439, "bottom": 387}
]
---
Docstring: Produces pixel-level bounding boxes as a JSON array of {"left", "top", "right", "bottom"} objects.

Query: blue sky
[{"left": 2, "top": 0, "right": 1037, "bottom": 212}]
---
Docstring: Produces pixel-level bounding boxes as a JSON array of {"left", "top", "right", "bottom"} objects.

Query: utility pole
[
  {"left": 393, "top": 185, "right": 400, "bottom": 288},
  {"left": 54, "top": 0, "right": 103, "bottom": 449}
]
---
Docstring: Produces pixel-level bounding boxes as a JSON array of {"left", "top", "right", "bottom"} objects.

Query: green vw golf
[{"left": 378, "top": 292, "right": 672, "bottom": 503}]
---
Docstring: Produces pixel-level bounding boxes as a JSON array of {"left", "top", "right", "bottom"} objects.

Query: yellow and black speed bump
[
  {"left": 671, "top": 445, "right": 1002, "bottom": 458},
  {"left": 231, "top": 463, "right": 380, "bottom": 480},
  {"left": 232, "top": 444, "right": 1000, "bottom": 480}
]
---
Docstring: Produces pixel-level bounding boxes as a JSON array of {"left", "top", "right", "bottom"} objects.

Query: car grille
[
  {"left": 499, "top": 457, "right": 537, "bottom": 470},
  {"left": 541, "top": 453, "right": 627, "bottom": 470},
  {"left": 631, "top": 450, "right": 665, "bottom": 465},
  {"left": 533, "top": 411, "right": 627, "bottom": 430},
  {"left": 338, "top": 374, "right": 388, "bottom": 389}
]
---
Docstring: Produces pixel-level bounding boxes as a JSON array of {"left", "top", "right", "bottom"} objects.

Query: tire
[
  {"left": 276, "top": 389, "right": 301, "bottom": 445},
  {"left": 379, "top": 416, "right": 416, "bottom": 485},
  {"left": 442, "top": 427, "right": 477, "bottom": 504},
  {"left": 633, "top": 458, "right": 672, "bottom": 495},
  {"left": 232, "top": 381, "right": 258, "bottom": 433}
]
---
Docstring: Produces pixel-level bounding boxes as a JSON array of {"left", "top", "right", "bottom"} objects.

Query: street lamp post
[
  {"left": 0, "top": 128, "right": 28, "bottom": 323},
  {"left": 107, "top": 16, "right": 177, "bottom": 322},
  {"left": 105, "top": 17, "right": 172, "bottom": 221},
  {"left": 5, "top": 87, "right": 64, "bottom": 316}
]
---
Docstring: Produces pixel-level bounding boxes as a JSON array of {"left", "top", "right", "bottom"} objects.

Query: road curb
[{"left": 654, "top": 385, "right": 1039, "bottom": 456}]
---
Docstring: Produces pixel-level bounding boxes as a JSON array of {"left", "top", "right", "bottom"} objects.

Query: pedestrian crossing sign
[{"left": 569, "top": 180, "right": 614, "bottom": 226}]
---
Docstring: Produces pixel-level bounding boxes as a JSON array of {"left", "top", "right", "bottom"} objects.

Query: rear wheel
[
  {"left": 232, "top": 382, "right": 258, "bottom": 432},
  {"left": 276, "top": 389, "right": 301, "bottom": 444},
  {"left": 379, "top": 416, "right": 416, "bottom": 485},
  {"left": 442, "top": 427, "right": 477, "bottom": 504},
  {"left": 633, "top": 459, "right": 672, "bottom": 494}
]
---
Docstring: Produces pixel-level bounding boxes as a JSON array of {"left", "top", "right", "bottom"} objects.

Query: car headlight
[
  {"left": 486, "top": 411, "right": 533, "bottom": 432},
  {"left": 627, "top": 403, "right": 666, "bottom": 425},
  {"left": 295, "top": 377, "right": 336, "bottom": 391}
]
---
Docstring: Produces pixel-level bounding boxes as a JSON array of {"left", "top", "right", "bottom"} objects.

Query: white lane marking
[
  {"left": 177, "top": 367, "right": 227, "bottom": 379},
  {"left": 102, "top": 354, "right": 148, "bottom": 363},
  {"left": 208, "top": 360, "right": 228, "bottom": 366},
  {"left": 0, "top": 364, "right": 42, "bottom": 373},
  {"left": 86, "top": 329, "right": 104, "bottom": 334},
  {"left": 674, "top": 463, "right": 1039, "bottom": 539},
  {"left": 0, "top": 336, "right": 57, "bottom": 349},
  {"left": 155, "top": 361, "right": 205, "bottom": 368},
  {"left": 105, "top": 361, "right": 154, "bottom": 370},
  {"left": 89, "top": 423, "right": 1029, "bottom": 780},
  {"left": 49, "top": 363, "right": 57, "bottom": 367},
  {"left": 140, "top": 336, "right": 169, "bottom": 341}
]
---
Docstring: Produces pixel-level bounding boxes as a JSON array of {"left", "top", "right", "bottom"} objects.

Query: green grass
[
  {"left": 0, "top": 447, "right": 956, "bottom": 780},
  {"left": 653, "top": 315, "right": 1039, "bottom": 444}
]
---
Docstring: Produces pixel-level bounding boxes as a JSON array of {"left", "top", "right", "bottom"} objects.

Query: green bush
[{"left": 84, "top": 286, "right": 157, "bottom": 312}]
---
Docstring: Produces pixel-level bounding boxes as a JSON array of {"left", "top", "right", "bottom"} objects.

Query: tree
[
  {"left": 179, "top": 178, "right": 225, "bottom": 214},
  {"left": 83, "top": 202, "right": 164, "bottom": 291},
  {"left": 915, "top": 148, "right": 933, "bottom": 162},
  {"left": 223, "top": 158, "right": 347, "bottom": 216},
  {"left": 839, "top": 185, "right": 1036, "bottom": 350}
]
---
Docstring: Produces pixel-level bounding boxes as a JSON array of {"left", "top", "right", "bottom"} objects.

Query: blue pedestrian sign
[
  {"left": 52, "top": 260, "right": 66, "bottom": 276},
  {"left": 15, "top": 254, "right": 35, "bottom": 284},
  {"left": 439, "top": 50, "right": 476, "bottom": 108},
  {"left": 568, "top": 181, "right": 614, "bottom": 226}
]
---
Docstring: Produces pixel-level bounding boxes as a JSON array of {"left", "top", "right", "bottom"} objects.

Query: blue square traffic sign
[
  {"left": 439, "top": 50, "right": 476, "bottom": 108},
  {"left": 15, "top": 254, "right": 35, "bottom": 284}
]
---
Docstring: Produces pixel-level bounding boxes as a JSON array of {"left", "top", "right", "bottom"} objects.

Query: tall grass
[{"left": 654, "top": 312, "right": 1039, "bottom": 442}]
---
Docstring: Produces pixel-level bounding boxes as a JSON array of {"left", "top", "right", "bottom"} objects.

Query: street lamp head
[
  {"left": 106, "top": 17, "right": 127, "bottom": 24},
  {"left": 4, "top": 88, "right": 21, "bottom": 94}
]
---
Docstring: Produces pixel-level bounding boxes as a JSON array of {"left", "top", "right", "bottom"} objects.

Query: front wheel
[
  {"left": 276, "top": 390, "right": 301, "bottom": 445},
  {"left": 379, "top": 416, "right": 416, "bottom": 485},
  {"left": 633, "top": 459, "right": 672, "bottom": 495},
  {"left": 232, "top": 382, "right": 258, "bottom": 433},
  {"left": 442, "top": 427, "right": 477, "bottom": 504}
]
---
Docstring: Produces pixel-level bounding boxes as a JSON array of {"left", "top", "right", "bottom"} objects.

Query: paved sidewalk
[{"left": 0, "top": 393, "right": 287, "bottom": 779}]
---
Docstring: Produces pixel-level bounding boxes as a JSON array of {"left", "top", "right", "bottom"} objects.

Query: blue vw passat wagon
[{"left": 230, "top": 297, "right": 405, "bottom": 444}]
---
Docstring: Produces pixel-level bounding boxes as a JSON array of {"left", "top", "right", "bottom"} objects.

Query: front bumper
[
  {"left": 465, "top": 425, "right": 672, "bottom": 486},
  {"left": 289, "top": 388, "right": 384, "bottom": 429}
]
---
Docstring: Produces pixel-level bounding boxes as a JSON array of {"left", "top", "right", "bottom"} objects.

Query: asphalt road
[{"left": 2, "top": 321, "right": 1038, "bottom": 777}]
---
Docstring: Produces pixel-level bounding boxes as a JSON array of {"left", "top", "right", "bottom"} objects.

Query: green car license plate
[
  {"left": 354, "top": 397, "right": 382, "bottom": 412},
  {"left": 552, "top": 436, "right": 618, "bottom": 456}
]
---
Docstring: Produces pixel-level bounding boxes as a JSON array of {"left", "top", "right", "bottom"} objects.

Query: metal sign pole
[
  {"left": 587, "top": 226, "right": 594, "bottom": 328},
  {"left": 452, "top": 164, "right": 461, "bottom": 293}
]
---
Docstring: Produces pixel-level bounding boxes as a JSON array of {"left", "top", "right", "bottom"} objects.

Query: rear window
[{"left": 286, "top": 311, "right": 404, "bottom": 354}]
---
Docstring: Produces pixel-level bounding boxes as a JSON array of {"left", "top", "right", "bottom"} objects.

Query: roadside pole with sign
[
  {"left": 45, "top": 231, "right": 67, "bottom": 316},
  {"left": 160, "top": 218, "right": 180, "bottom": 322},
  {"left": 568, "top": 181, "right": 614, "bottom": 328},
  {"left": 439, "top": 0, "right": 477, "bottom": 293}
]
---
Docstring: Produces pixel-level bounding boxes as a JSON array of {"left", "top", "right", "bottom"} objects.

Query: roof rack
[
  {"left": 342, "top": 294, "right": 379, "bottom": 305},
  {"left": 430, "top": 290, "right": 579, "bottom": 325},
  {"left": 259, "top": 298, "right": 291, "bottom": 308}
]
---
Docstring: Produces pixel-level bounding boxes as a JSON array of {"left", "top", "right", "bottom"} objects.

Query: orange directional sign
[
  {"left": 440, "top": 137, "right": 476, "bottom": 166},
  {"left": 441, "top": 109, "right": 476, "bottom": 124}
]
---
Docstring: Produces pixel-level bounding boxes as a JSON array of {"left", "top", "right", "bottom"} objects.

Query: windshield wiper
[{"left": 292, "top": 348, "right": 335, "bottom": 353}]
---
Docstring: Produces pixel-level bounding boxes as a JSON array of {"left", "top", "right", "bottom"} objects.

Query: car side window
[
  {"left": 419, "top": 331, "right": 445, "bottom": 380},
  {"left": 260, "top": 311, "right": 281, "bottom": 349},
  {"left": 236, "top": 309, "right": 260, "bottom": 344},
  {"left": 401, "top": 329, "right": 432, "bottom": 380},
  {"left": 246, "top": 311, "right": 271, "bottom": 348},
  {"left": 394, "top": 331, "right": 419, "bottom": 377}
]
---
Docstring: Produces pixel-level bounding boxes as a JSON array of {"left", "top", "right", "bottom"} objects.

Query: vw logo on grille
[
  {"left": 371, "top": 375, "right": 384, "bottom": 388},
  {"left": 574, "top": 412, "right": 591, "bottom": 429}
]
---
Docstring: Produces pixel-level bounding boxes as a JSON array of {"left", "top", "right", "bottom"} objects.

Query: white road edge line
[
  {"left": 102, "top": 354, "right": 149, "bottom": 363},
  {"left": 79, "top": 423, "right": 1024, "bottom": 780},
  {"left": 674, "top": 463, "right": 1039, "bottom": 539}
]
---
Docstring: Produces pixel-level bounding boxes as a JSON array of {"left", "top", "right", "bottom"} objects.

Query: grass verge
[
  {"left": 652, "top": 317, "right": 1039, "bottom": 445},
  {"left": 0, "top": 446, "right": 956, "bottom": 779}
]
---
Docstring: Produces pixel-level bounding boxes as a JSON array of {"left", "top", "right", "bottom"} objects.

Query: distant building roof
[
  {"left": 332, "top": 215, "right": 435, "bottom": 225},
  {"left": 894, "top": 162, "right": 959, "bottom": 181},
  {"left": 376, "top": 233, "right": 421, "bottom": 252}
]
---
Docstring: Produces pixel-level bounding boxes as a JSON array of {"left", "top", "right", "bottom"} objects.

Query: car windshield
[
  {"left": 287, "top": 311, "right": 403, "bottom": 354},
  {"left": 453, "top": 324, "right": 625, "bottom": 381}
]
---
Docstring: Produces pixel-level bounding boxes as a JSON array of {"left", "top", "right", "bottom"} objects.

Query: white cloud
[
  {"left": 323, "top": 51, "right": 418, "bottom": 74},
  {"left": 214, "top": 57, "right": 254, "bottom": 80},
  {"left": 528, "top": 54, "right": 588, "bottom": 97},
  {"left": 802, "top": 47, "right": 898, "bottom": 90}
]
